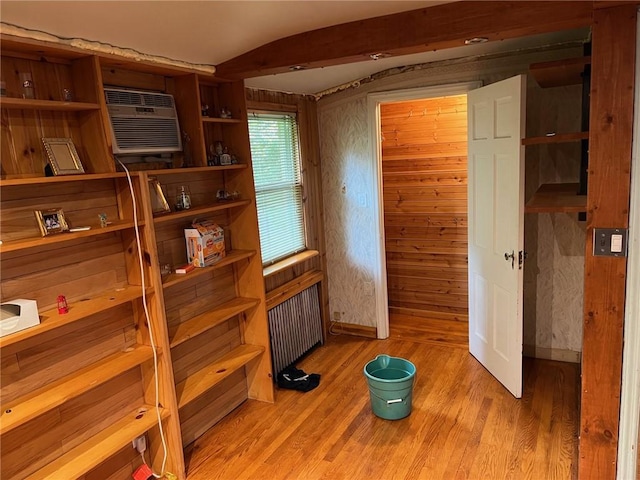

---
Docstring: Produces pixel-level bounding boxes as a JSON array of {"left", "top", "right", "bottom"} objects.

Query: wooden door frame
[
  {"left": 366, "top": 81, "right": 480, "bottom": 339},
  {"left": 617, "top": 14, "right": 640, "bottom": 477}
]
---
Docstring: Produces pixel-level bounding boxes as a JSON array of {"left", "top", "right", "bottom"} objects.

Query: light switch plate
[{"left": 593, "top": 228, "right": 628, "bottom": 257}]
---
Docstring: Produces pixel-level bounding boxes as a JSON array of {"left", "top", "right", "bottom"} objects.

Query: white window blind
[{"left": 248, "top": 112, "right": 305, "bottom": 265}]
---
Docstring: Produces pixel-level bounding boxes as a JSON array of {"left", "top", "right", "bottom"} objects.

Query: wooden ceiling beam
[{"left": 216, "top": 1, "right": 593, "bottom": 79}]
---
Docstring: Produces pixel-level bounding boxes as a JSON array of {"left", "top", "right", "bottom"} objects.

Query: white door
[{"left": 467, "top": 75, "right": 526, "bottom": 398}]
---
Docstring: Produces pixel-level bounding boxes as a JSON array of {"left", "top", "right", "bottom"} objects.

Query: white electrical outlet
[{"left": 132, "top": 435, "right": 147, "bottom": 453}]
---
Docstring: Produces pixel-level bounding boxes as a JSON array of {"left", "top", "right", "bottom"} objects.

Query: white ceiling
[{"left": 0, "top": 1, "right": 588, "bottom": 95}]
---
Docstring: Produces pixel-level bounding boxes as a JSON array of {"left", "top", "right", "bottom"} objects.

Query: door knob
[{"left": 504, "top": 251, "right": 515, "bottom": 269}]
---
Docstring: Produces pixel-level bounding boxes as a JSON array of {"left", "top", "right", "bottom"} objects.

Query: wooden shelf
[
  {"left": 530, "top": 56, "right": 590, "bottom": 88},
  {"left": 0, "top": 285, "right": 145, "bottom": 348},
  {"left": 0, "top": 220, "right": 144, "bottom": 254},
  {"left": 170, "top": 297, "right": 260, "bottom": 348},
  {"left": 153, "top": 199, "right": 251, "bottom": 224},
  {"left": 24, "top": 405, "right": 168, "bottom": 480},
  {"left": 162, "top": 250, "right": 256, "bottom": 289},
  {"left": 0, "top": 97, "right": 101, "bottom": 111},
  {"left": 140, "top": 164, "right": 247, "bottom": 177},
  {"left": 525, "top": 183, "right": 586, "bottom": 213},
  {"left": 202, "top": 116, "right": 243, "bottom": 124},
  {"left": 0, "top": 172, "right": 128, "bottom": 186},
  {"left": 522, "top": 131, "right": 589, "bottom": 146},
  {"left": 0, "top": 345, "right": 153, "bottom": 434},
  {"left": 175, "top": 344, "right": 264, "bottom": 409}
]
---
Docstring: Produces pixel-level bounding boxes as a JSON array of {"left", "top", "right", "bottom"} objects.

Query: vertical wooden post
[{"left": 580, "top": 5, "right": 637, "bottom": 479}]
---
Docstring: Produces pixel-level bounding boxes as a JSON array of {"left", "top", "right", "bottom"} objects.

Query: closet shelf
[
  {"left": 162, "top": 250, "right": 256, "bottom": 289},
  {"left": 522, "top": 131, "right": 589, "bottom": 146},
  {"left": 153, "top": 199, "right": 251, "bottom": 224},
  {"left": 169, "top": 297, "right": 260, "bottom": 348},
  {"left": 0, "top": 285, "right": 146, "bottom": 348},
  {"left": 0, "top": 345, "right": 154, "bottom": 434},
  {"left": 24, "top": 405, "right": 168, "bottom": 480},
  {"left": 529, "top": 56, "right": 590, "bottom": 88},
  {"left": 0, "top": 220, "right": 144, "bottom": 254},
  {"left": 175, "top": 344, "right": 264, "bottom": 409},
  {"left": 0, "top": 97, "right": 101, "bottom": 111},
  {"left": 525, "top": 183, "right": 586, "bottom": 213}
]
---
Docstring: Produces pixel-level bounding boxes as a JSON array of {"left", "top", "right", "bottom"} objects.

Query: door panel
[{"left": 467, "top": 75, "right": 526, "bottom": 398}]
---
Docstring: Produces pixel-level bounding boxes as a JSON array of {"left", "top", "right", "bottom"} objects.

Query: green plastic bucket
[{"left": 363, "top": 354, "right": 416, "bottom": 420}]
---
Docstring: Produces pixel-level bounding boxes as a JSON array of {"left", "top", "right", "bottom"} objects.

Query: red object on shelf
[
  {"left": 57, "top": 295, "right": 68, "bottom": 314},
  {"left": 132, "top": 464, "right": 153, "bottom": 480}
]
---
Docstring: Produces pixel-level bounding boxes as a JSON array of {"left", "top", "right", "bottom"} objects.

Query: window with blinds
[{"left": 248, "top": 112, "right": 306, "bottom": 265}]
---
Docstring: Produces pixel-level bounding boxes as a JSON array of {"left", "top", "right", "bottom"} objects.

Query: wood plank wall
[
  {"left": 245, "top": 89, "right": 328, "bottom": 334},
  {"left": 380, "top": 96, "right": 468, "bottom": 327}
]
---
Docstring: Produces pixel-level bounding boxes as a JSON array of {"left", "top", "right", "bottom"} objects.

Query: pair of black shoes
[{"left": 277, "top": 366, "right": 321, "bottom": 392}]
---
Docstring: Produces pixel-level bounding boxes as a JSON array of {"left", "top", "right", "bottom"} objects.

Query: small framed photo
[
  {"left": 35, "top": 208, "right": 69, "bottom": 236},
  {"left": 42, "top": 137, "right": 85, "bottom": 175}
]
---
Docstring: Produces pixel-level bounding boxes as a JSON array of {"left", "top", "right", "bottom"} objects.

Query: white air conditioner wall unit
[{"left": 104, "top": 88, "right": 182, "bottom": 155}]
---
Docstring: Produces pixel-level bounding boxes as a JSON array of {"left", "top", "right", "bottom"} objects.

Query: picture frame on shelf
[
  {"left": 34, "top": 208, "right": 69, "bottom": 236},
  {"left": 42, "top": 138, "right": 85, "bottom": 175},
  {"left": 149, "top": 177, "right": 171, "bottom": 215}
]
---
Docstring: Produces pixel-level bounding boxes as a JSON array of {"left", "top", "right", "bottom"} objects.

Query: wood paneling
[
  {"left": 580, "top": 5, "right": 637, "bottom": 479},
  {"left": 216, "top": 1, "right": 593, "bottom": 78},
  {"left": 381, "top": 95, "right": 468, "bottom": 335},
  {"left": 184, "top": 334, "right": 579, "bottom": 479}
]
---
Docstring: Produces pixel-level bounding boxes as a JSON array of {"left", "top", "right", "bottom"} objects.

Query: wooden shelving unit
[
  {"left": 525, "top": 183, "right": 586, "bottom": 213},
  {"left": 0, "top": 97, "right": 101, "bottom": 111},
  {"left": 522, "top": 131, "right": 589, "bottom": 146},
  {"left": 529, "top": 56, "right": 590, "bottom": 88},
  {"left": 202, "top": 116, "right": 243, "bottom": 124},
  {"left": 0, "top": 285, "right": 145, "bottom": 347},
  {"left": 0, "top": 220, "right": 143, "bottom": 253},
  {"left": 169, "top": 297, "right": 260, "bottom": 347},
  {"left": 0, "top": 33, "right": 273, "bottom": 480},
  {"left": 161, "top": 250, "right": 256, "bottom": 288},
  {"left": 24, "top": 406, "right": 169, "bottom": 480},
  {"left": 0, "top": 345, "right": 153, "bottom": 434},
  {"left": 175, "top": 344, "right": 265, "bottom": 408},
  {"left": 153, "top": 199, "right": 251, "bottom": 224},
  {"left": 525, "top": 55, "right": 591, "bottom": 215}
]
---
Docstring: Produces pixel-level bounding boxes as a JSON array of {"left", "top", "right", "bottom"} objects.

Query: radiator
[{"left": 268, "top": 284, "right": 323, "bottom": 376}]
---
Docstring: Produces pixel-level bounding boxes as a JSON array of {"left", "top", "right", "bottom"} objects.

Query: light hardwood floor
[{"left": 185, "top": 333, "right": 579, "bottom": 480}]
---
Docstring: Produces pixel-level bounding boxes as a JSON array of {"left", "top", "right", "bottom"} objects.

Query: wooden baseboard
[
  {"left": 389, "top": 306, "right": 468, "bottom": 322},
  {"left": 523, "top": 344, "right": 581, "bottom": 364},
  {"left": 330, "top": 321, "right": 377, "bottom": 339}
]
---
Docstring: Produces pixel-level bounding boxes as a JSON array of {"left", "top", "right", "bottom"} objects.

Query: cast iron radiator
[{"left": 267, "top": 283, "right": 323, "bottom": 377}]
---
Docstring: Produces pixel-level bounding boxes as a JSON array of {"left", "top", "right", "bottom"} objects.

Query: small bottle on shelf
[
  {"left": 175, "top": 185, "right": 192, "bottom": 210},
  {"left": 19, "top": 72, "right": 35, "bottom": 99}
]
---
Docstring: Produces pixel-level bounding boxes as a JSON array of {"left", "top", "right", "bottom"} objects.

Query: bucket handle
[
  {"left": 375, "top": 354, "right": 391, "bottom": 369},
  {"left": 370, "top": 390, "right": 407, "bottom": 405}
]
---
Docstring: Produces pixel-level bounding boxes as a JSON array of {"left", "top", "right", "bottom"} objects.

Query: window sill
[{"left": 263, "top": 250, "right": 320, "bottom": 278}]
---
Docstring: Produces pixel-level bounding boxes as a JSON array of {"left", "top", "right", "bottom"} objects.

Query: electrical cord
[{"left": 119, "top": 159, "right": 168, "bottom": 478}]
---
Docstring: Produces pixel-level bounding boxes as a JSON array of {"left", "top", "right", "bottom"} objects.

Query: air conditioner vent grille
[
  {"left": 105, "top": 90, "right": 144, "bottom": 106},
  {"left": 110, "top": 118, "right": 181, "bottom": 150},
  {"left": 141, "top": 93, "right": 174, "bottom": 108},
  {"left": 104, "top": 88, "right": 182, "bottom": 154}
]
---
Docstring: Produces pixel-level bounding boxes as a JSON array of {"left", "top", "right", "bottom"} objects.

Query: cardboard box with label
[{"left": 184, "top": 220, "right": 226, "bottom": 267}]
